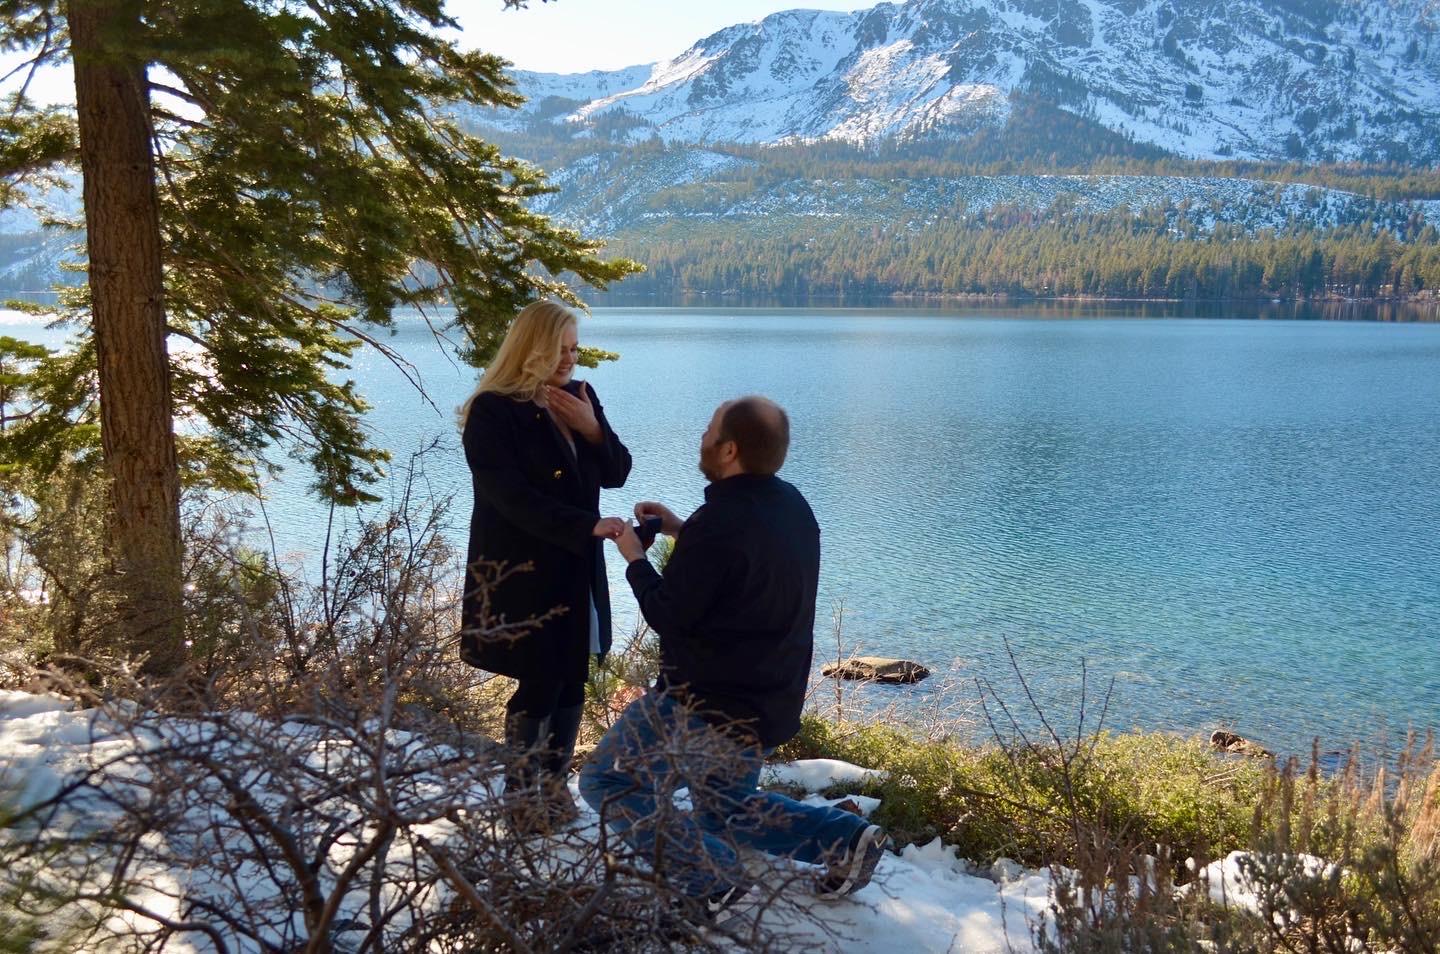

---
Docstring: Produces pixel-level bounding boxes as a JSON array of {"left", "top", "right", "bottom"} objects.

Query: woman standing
[{"left": 458, "top": 301, "right": 631, "bottom": 824}]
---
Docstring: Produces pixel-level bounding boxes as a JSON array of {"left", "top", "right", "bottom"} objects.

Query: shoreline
[
  {"left": 807, "top": 678, "right": 1422, "bottom": 769},
  {"left": 8, "top": 287, "right": 1438, "bottom": 313},
  {"left": 585, "top": 289, "right": 1440, "bottom": 316}
]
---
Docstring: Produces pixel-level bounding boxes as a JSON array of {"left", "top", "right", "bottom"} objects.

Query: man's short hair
[{"left": 718, "top": 397, "right": 789, "bottom": 476}]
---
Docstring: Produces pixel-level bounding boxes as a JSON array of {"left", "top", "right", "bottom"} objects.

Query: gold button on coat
[{"left": 553, "top": 469, "right": 563, "bottom": 479}]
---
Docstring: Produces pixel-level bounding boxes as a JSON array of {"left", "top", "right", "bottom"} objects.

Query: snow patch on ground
[
  {"left": 762, "top": 758, "right": 889, "bottom": 792},
  {"left": 1, "top": 691, "right": 1061, "bottom": 953},
  {"left": 1192, "top": 850, "right": 1337, "bottom": 915},
  {"left": 0, "top": 693, "right": 1350, "bottom": 952}
]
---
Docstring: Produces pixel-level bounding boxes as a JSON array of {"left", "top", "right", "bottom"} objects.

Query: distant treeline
[
  {"left": 720, "top": 143, "right": 1440, "bottom": 204},
  {"left": 609, "top": 212, "right": 1440, "bottom": 301}
]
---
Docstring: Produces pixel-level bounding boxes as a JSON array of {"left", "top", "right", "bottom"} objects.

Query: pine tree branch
[
  {"left": 146, "top": 80, "right": 208, "bottom": 112},
  {"left": 1, "top": 8, "right": 62, "bottom": 113}
]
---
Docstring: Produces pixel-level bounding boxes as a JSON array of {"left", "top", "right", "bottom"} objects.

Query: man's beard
[{"left": 698, "top": 443, "right": 721, "bottom": 481}]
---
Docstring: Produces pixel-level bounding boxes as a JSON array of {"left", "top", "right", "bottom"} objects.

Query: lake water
[{"left": 6, "top": 303, "right": 1439, "bottom": 753}]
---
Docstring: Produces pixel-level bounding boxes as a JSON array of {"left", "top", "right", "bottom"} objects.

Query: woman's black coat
[{"left": 459, "top": 380, "right": 631, "bottom": 684}]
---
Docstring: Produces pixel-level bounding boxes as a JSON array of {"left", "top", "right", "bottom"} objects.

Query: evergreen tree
[{"left": 0, "top": 0, "right": 638, "bottom": 673}]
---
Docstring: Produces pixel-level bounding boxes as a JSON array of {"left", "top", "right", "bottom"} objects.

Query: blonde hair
[{"left": 458, "top": 301, "right": 577, "bottom": 426}]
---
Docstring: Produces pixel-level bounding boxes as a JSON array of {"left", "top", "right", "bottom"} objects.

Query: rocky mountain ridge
[{"left": 469, "top": 0, "right": 1440, "bottom": 165}]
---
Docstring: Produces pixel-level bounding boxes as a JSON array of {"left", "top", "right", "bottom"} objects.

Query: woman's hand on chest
[{"left": 543, "top": 383, "right": 603, "bottom": 445}]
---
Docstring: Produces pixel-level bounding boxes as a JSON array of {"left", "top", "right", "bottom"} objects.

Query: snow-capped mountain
[
  {"left": 0, "top": 184, "right": 83, "bottom": 295},
  {"left": 474, "top": 0, "right": 1440, "bottom": 164}
]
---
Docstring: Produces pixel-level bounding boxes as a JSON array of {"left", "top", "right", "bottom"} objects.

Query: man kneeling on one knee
[{"left": 579, "top": 395, "right": 888, "bottom": 916}]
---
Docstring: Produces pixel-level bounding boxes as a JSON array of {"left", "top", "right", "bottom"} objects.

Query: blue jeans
[{"left": 578, "top": 691, "right": 869, "bottom": 897}]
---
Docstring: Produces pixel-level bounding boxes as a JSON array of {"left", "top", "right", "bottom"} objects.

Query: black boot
[
  {"left": 503, "top": 710, "right": 579, "bottom": 834},
  {"left": 503, "top": 711, "right": 548, "bottom": 796},
  {"left": 543, "top": 705, "right": 584, "bottom": 777},
  {"left": 539, "top": 705, "right": 583, "bottom": 826}
]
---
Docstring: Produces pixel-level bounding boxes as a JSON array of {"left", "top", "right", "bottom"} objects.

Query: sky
[
  {"left": 453, "top": 1, "right": 868, "bottom": 73},
  {"left": 0, "top": 1, "right": 868, "bottom": 106}
]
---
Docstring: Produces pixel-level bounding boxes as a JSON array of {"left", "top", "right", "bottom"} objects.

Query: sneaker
[
  {"left": 675, "top": 879, "right": 754, "bottom": 926},
  {"left": 815, "top": 824, "right": 887, "bottom": 899}
]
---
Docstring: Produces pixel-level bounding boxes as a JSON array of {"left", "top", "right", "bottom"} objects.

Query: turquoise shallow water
[
  {"left": 6, "top": 305, "right": 1438, "bottom": 753},
  {"left": 346, "top": 307, "right": 1440, "bottom": 754}
]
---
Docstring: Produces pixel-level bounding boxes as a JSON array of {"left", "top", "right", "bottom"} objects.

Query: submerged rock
[{"left": 821, "top": 656, "right": 931, "bottom": 684}]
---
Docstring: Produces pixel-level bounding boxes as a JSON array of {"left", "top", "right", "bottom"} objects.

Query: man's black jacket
[{"left": 626, "top": 473, "right": 820, "bottom": 748}]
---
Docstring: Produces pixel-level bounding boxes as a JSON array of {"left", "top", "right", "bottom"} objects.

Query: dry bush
[
  {"left": 965, "top": 643, "right": 1218, "bottom": 952},
  {"left": 972, "top": 644, "right": 1440, "bottom": 954},
  {"left": 0, "top": 463, "right": 839, "bottom": 952},
  {"left": 583, "top": 620, "right": 662, "bottom": 742},
  {"left": 582, "top": 539, "right": 672, "bottom": 742},
  {"left": 0, "top": 655, "right": 841, "bottom": 952},
  {"left": 1220, "top": 734, "right": 1440, "bottom": 954},
  {"left": 0, "top": 466, "right": 123, "bottom": 667}
]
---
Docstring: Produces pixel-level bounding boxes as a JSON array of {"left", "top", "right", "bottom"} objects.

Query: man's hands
[
  {"left": 612, "top": 522, "right": 646, "bottom": 563},
  {"left": 633, "top": 501, "right": 682, "bottom": 538},
  {"left": 545, "top": 382, "right": 603, "bottom": 444},
  {"left": 603, "top": 501, "right": 683, "bottom": 564}
]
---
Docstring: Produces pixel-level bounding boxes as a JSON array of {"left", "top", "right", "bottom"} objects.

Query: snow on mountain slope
[
  {"left": 476, "top": 63, "right": 659, "bottom": 132},
  {"left": 531, "top": 147, "right": 1437, "bottom": 236},
  {"left": 528, "top": 149, "right": 759, "bottom": 233},
  {"left": 470, "top": 0, "right": 1440, "bottom": 164}
]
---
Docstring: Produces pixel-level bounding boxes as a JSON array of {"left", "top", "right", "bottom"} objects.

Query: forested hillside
[{"left": 606, "top": 211, "right": 1440, "bottom": 301}]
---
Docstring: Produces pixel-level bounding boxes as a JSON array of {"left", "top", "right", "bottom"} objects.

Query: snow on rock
[{"left": 451, "top": 63, "right": 657, "bottom": 133}]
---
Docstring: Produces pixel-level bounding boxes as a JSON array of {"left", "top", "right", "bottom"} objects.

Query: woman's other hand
[
  {"left": 592, "top": 516, "right": 627, "bottom": 539},
  {"left": 634, "top": 501, "right": 683, "bottom": 538},
  {"left": 546, "top": 383, "right": 602, "bottom": 444}
]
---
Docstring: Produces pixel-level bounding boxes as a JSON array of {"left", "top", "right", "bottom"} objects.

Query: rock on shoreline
[
  {"left": 1210, "top": 730, "right": 1274, "bottom": 759},
  {"left": 822, "top": 656, "right": 931, "bottom": 684}
]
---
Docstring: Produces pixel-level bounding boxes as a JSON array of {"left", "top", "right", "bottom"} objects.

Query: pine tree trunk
[{"left": 68, "top": 0, "right": 185, "bottom": 675}]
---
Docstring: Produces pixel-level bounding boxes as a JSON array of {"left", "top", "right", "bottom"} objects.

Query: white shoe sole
[{"left": 816, "top": 825, "right": 886, "bottom": 899}]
